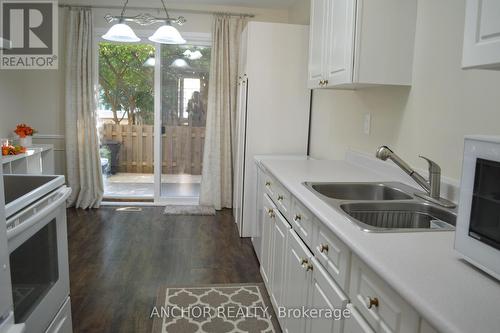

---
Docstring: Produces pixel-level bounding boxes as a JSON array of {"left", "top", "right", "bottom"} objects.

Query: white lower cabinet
[
  {"left": 270, "top": 208, "right": 291, "bottom": 310},
  {"left": 349, "top": 255, "right": 419, "bottom": 333},
  {"left": 282, "top": 230, "right": 313, "bottom": 333},
  {"left": 307, "top": 257, "right": 349, "bottom": 333},
  {"left": 258, "top": 170, "right": 439, "bottom": 333},
  {"left": 260, "top": 194, "right": 276, "bottom": 287}
]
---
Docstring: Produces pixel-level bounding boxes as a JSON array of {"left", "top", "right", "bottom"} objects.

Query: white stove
[{"left": 1, "top": 172, "right": 72, "bottom": 333}]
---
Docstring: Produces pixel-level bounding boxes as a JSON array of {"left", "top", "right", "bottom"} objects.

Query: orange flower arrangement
[
  {"left": 14, "top": 123, "right": 36, "bottom": 138},
  {"left": 2, "top": 144, "right": 27, "bottom": 156}
]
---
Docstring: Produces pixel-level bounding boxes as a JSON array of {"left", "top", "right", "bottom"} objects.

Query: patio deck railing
[{"left": 100, "top": 124, "right": 205, "bottom": 175}]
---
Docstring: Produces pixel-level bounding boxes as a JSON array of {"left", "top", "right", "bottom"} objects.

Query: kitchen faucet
[{"left": 375, "top": 146, "right": 456, "bottom": 208}]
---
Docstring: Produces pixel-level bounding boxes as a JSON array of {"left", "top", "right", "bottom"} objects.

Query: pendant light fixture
[
  {"left": 102, "top": 0, "right": 140, "bottom": 42},
  {"left": 102, "top": 0, "right": 186, "bottom": 44},
  {"left": 149, "top": 0, "right": 186, "bottom": 44}
]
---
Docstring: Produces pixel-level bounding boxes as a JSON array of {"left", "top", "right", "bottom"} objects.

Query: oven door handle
[{"left": 6, "top": 187, "right": 72, "bottom": 241}]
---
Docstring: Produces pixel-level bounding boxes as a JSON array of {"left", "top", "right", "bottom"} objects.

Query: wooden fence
[{"left": 100, "top": 124, "right": 205, "bottom": 175}]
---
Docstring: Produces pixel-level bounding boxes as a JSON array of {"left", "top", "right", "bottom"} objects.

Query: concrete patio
[{"left": 103, "top": 173, "right": 201, "bottom": 199}]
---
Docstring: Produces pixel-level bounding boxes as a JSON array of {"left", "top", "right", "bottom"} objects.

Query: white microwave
[{"left": 455, "top": 135, "right": 500, "bottom": 280}]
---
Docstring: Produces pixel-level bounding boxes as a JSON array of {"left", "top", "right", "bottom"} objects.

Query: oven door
[{"left": 6, "top": 186, "right": 71, "bottom": 333}]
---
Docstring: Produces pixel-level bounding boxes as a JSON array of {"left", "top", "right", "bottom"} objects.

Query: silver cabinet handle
[
  {"left": 277, "top": 194, "right": 284, "bottom": 201},
  {"left": 319, "top": 244, "right": 329, "bottom": 253},
  {"left": 294, "top": 214, "right": 302, "bottom": 222}
]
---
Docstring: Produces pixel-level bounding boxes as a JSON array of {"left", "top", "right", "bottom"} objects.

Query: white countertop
[{"left": 260, "top": 157, "right": 500, "bottom": 333}]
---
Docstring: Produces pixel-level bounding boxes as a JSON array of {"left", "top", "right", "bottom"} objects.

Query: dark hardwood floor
[{"left": 67, "top": 207, "right": 262, "bottom": 333}]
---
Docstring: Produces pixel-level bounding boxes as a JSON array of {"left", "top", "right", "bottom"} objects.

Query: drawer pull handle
[
  {"left": 365, "top": 296, "right": 379, "bottom": 309},
  {"left": 301, "top": 259, "right": 313, "bottom": 271},
  {"left": 277, "top": 195, "right": 284, "bottom": 201},
  {"left": 294, "top": 214, "right": 302, "bottom": 222},
  {"left": 267, "top": 208, "right": 275, "bottom": 218},
  {"left": 319, "top": 244, "right": 329, "bottom": 253},
  {"left": 265, "top": 181, "right": 271, "bottom": 187}
]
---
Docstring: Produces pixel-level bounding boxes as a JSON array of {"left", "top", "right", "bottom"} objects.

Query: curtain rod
[{"left": 58, "top": 4, "right": 255, "bottom": 18}]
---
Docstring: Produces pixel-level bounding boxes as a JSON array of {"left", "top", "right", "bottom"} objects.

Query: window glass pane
[
  {"left": 160, "top": 44, "right": 211, "bottom": 198},
  {"left": 469, "top": 158, "right": 500, "bottom": 250},
  {"left": 97, "top": 42, "right": 155, "bottom": 198}
]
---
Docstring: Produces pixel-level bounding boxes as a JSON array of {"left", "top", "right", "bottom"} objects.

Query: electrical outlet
[{"left": 363, "top": 113, "right": 371, "bottom": 135}]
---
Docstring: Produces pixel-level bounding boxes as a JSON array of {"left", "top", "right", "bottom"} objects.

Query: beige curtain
[
  {"left": 65, "top": 8, "right": 104, "bottom": 209},
  {"left": 199, "top": 15, "right": 246, "bottom": 210}
]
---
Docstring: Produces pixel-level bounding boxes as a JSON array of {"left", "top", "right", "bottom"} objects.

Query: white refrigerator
[{"left": 233, "top": 22, "right": 310, "bottom": 238}]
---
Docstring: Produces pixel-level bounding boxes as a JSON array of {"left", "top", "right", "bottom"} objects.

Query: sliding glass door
[
  {"left": 98, "top": 42, "right": 156, "bottom": 200},
  {"left": 97, "top": 32, "right": 211, "bottom": 203},
  {"left": 154, "top": 43, "right": 211, "bottom": 204}
]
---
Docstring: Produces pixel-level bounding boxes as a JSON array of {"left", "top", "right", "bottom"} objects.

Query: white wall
[
  {"left": 309, "top": 0, "right": 500, "bottom": 181},
  {"left": 0, "top": 10, "right": 67, "bottom": 173}
]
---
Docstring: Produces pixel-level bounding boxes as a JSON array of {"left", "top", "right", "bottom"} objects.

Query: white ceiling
[{"left": 61, "top": 0, "right": 298, "bottom": 10}]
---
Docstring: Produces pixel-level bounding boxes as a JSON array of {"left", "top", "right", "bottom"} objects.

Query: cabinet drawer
[
  {"left": 344, "top": 303, "right": 375, "bottom": 333},
  {"left": 263, "top": 172, "right": 276, "bottom": 198},
  {"left": 349, "top": 255, "right": 419, "bottom": 333},
  {"left": 291, "top": 197, "right": 314, "bottom": 245},
  {"left": 273, "top": 180, "right": 291, "bottom": 220},
  {"left": 313, "top": 223, "right": 351, "bottom": 290}
]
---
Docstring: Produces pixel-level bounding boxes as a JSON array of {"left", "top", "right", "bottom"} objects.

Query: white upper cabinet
[
  {"left": 308, "top": 0, "right": 328, "bottom": 87},
  {"left": 324, "top": 0, "right": 356, "bottom": 86},
  {"left": 462, "top": 0, "right": 500, "bottom": 70},
  {"left": 308, "top": 0, "right": 418, "bottom": 89}
]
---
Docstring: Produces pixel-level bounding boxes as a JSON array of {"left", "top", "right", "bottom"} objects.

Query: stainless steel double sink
[{"left": 304, "top": 182, "right": 456, "bottom": 232}]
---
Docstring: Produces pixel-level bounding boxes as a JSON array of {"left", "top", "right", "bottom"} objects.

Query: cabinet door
[
  {"left": 325, "top": 0, "right": 356, "bottom": 86},
  {"left": 308, "top": 0, "right": 328, "bottom": 88},
  {"left": 349, "top": 255, "right": 419, "bottom": 333},
  {"left": 462, "top": 0, "right": 500, "bottom": 69},
  {"left": 307, "top": 257, "right": 349, "bottom": 333},
  {"left": 270, "top": 210, "right": 291, "bottom": 309},
  {"left": 283, "top": 230, "right": 313, "bottom": 333},
  {"left": 252, "top": 165, "right": 265, "bottom": 261},
  {"left": 260, "top": 194, "right": 275, "bottom": 287}
]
